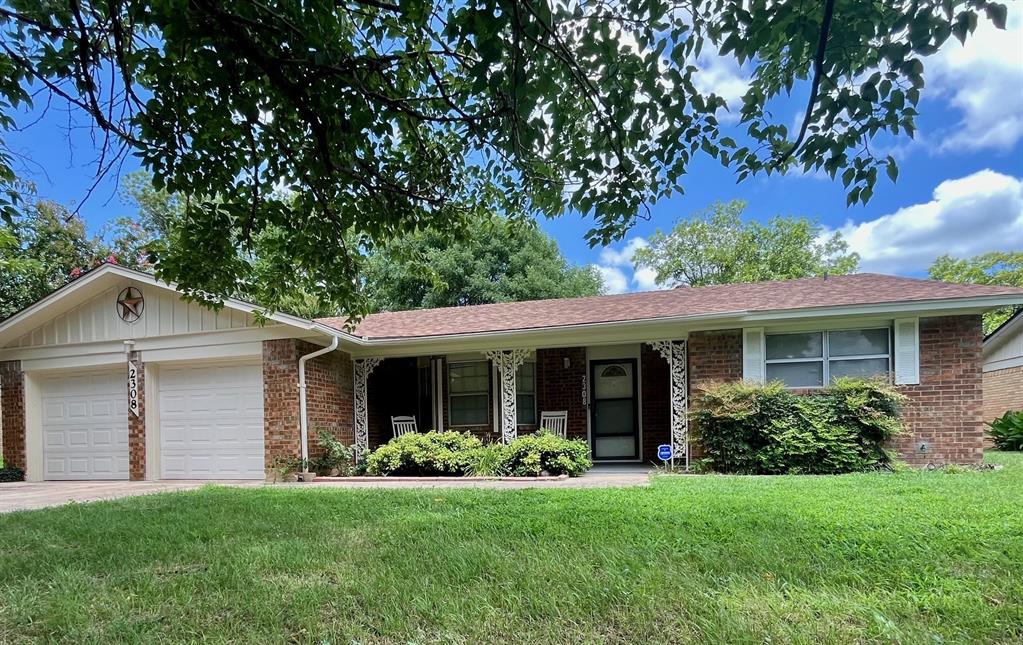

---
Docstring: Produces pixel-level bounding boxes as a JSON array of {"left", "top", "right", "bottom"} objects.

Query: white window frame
[
  {"left": 448, "top": 360, "right": 491, "bottom": 427},
  {"left": 764, "top": 327, "right": 893, "bottom": 388}
]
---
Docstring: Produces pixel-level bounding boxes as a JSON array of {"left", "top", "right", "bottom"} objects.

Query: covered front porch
[{"left": 350, "top": 341, "right": 691, "bottom": 466}]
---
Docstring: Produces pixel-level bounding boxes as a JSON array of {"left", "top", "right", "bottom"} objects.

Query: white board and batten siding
[{"left": 7, "top": 284, "right": 254, "bottom": 349}]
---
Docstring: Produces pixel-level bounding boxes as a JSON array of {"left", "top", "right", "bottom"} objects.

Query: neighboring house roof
[
  {"left": 982, "top": 308, "right": 1023, "bottom": 370},
  {"left": 318, "top": 273, "right": 1023, "bottom": 340}
]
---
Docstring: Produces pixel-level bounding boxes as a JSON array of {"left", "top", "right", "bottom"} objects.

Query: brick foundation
[
  {"left": 127, "top": 352, "right": 145, "bottom": 480},
  {"left": 896, "top": 315, "right": 985, "bottom": 465},
  {"left": 983, "top": 365, "right": 1023, "bottom": 421},
  {"left": 0, "top": 360, "right": 26, "bottom": 470},
  {"left": 262, "top": 339, "right": 356, "bottom": 473}
]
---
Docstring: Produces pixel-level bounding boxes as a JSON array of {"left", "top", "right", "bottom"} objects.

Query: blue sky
[{"left": 6, "top": 7, "right": 1023, "bottom": 295}]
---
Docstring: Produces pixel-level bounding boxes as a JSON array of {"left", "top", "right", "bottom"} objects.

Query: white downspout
[{"left": 298, "top": 336, "right": 339, "bottom": 470}]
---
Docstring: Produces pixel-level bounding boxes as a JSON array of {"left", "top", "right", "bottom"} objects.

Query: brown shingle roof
[{"left": 317, "top": 273, "right": 1023, "bottom": 340}]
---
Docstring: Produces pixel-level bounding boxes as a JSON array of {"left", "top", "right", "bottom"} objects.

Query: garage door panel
[
  {"left": 41, "top": 369, "right": 129, "bottom": 481},
  {"left": 159, "top": 362, "right": 265, "bottom": 480}
]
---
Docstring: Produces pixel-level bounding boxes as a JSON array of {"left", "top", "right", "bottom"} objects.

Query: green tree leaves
[
  {"left": 929, "top": 251, "right": 1023, "bottom": 333},
  {"left": 632, "top": 200, "right": 860, "bottom": 287},
  {"left": 0, "top": 0, "right": 1007, "bottom": 318},
  {"left": 362, "top": 217, "right": 603, "bottom": 310}
]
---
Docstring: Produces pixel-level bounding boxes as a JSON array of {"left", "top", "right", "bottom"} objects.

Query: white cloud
[
  {"left": 694, "top": 53, "right": 750, "bottom": 122},
  {"left": 594, "top": 264, "right": 630, "bottom": 294},
  {"left": 928, "top": 6, "right": 1023, "bottom": 151},
  {"left": 593, "top": 236, "right": 670, "bottom": 293},
  {"left": 599, "top": 237, "right": 648, "bottom": 266},
  {"left": 833, "top": 169, "right": 1023, "bottom": 274}
]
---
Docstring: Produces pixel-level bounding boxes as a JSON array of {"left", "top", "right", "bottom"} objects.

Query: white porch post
[
  {"left": 648, "top": 340, "right": 689, "bottom": 470},
  {"left": 483, "top": 349, "right": 530, "bottom": 444},
  {"left": 353, "top": 357, "right": 382, "bottom": 460}
]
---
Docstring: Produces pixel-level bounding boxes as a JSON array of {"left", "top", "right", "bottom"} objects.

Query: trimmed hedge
[
  {"left": 364, "top": 430, "right": 592, "bottom": 477},
  {"left": 501, "top": 431, "right": 592, "bottom": 477},
  {"left": 0, "top": 456, "right": 24, "bottom": 482},
  {"left": 693, "top": 377, "right": 907, "bottom": 474}
]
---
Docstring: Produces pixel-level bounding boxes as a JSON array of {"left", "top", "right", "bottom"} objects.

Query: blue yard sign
[{"left": 657, "top": 444, "right": 673, "bottom": 462}]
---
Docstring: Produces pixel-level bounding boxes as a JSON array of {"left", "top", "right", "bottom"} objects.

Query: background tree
[
  {"left": 0, "top": 0, "right": 1005, "bottom": 319},
  {"left": 363, "top": 219, "right": 603, "bottom": 311},
  {"left": 633, "top": 200, "right": 859, "bottom": 287},
  {"left": 929, "top": 252, "right": 1023, "bottom": 334},
  {"left": 0, "top": 200, "right": 104, "bottom": 319}
]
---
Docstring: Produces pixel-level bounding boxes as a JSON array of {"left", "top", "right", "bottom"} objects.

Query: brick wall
[
  {"left": 127, "top": 352, "right": 145, "bottom": 480},
  {"left": 262, "top": 339, "right": 356, "bottom": 472},
  {"left": 536, "top": 347, "right": 587, "bottom": 441},
  {"left": 640, "top": 345, "right": 669, "bottom": 462},
  {"left": 686, "top": 330, "right": 744, "bottom": 459},
  {"left": 983, "top": 365, "right": 1023, "bottom": 421},
  {"left": 896, "top": 315, "right": 985, "bottom": 465},
  {"left": 0, "top": 360, "right": 25, "bottom": 470}
]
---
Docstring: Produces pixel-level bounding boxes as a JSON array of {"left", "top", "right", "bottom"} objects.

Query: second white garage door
[{"left": 159, "top": 361, "right": 265, "bottom": 479}]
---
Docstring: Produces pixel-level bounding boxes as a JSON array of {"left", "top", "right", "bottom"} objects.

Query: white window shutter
[
  {"left": 743, "top": 327, "right": 766, "bottom": 383},
  {"left": 894, "top": 318, "right": 920, "bottom": 385}
]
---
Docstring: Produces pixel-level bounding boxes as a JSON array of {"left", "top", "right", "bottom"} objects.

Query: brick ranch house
[
  {"left": 983, "top": 310, "right": 1023, "bottom": 423},
  {"left": 2, "top": 264, "right": 1022, "bottom": 481}
]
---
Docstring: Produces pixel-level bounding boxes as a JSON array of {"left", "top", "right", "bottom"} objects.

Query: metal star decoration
[{"left": 116, "top": 287, "right": 144, "bottom": 322}]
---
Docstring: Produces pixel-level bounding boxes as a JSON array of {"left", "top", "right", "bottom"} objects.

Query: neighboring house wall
[
  {"left": 895, "top": 315, "right": 984, "bottom": 466},
  {"left": 984, "top": 366, "right": 1023, "bottom": 421},
  {"left": 0, "top": 360, "right": 25, "bottom": 470},
  {"left": 262, "top": 339, "right": 355, "bottom": 473}
]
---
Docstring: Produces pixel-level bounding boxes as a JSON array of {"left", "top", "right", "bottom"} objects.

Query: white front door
[
  {"left": 159, "top": 362, "right": 265, "bottom": 480},
  {"left": 41, "top": 369, "right": 129, "bottom": 480}
]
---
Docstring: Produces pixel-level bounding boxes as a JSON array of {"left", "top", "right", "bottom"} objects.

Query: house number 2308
[{"left": 128, "top": 362, "right": 140, "bottom": 417}]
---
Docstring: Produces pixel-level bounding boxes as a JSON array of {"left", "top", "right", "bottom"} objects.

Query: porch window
[
  {"left": 765, "top": 328, "right": 891, "bottom": 388},
  {"left": 516, "top": 361, "right": 536, "bottom": 425},
  {"left": 448, "top": 361, "right": 490, "bottom": 426}
]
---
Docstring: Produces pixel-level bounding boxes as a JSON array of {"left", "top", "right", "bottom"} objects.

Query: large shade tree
[
  {"left": 633, "top": 200, "right": 859, "bottom": 287},
  {"left": 363, "top": 219, "right": 603, "bottom": 310},
  {"left": 929, "top": 252, "right": 1023, "bottom": 334},
  {"left": 0, "top": 0, "right": 1007, "bottom": 319}
]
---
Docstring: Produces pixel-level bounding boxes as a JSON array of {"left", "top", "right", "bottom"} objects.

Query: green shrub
[
  {"left": 313, "top": 430, "right": 358, "bottom": 475},
  {"left": 987, "top": 411, "right": 1023, "bottom": 451},
  {"left": 0, "top": 466, "right": 24, "bottom": 482},
  {"left": 365, "top": 431, "right": 483, "bottom": 476},
  {"left": 693, "top": 377, "right": 907, "bottom": 475},
  {"left": 464, "top": 443, "right": 511, "bottom": 477},
  {"left": 502, "top": 431, "right": 592, "bottom": 477}
]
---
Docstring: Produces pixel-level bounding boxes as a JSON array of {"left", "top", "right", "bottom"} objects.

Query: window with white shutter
[
  {"left": 893, "top": 318, "right": 920, "bottom": 385},
  {"left": 743, "top": 327, "right": 765, "bottom": 383}
]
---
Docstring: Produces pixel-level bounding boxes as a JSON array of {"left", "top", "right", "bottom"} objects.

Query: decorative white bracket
[
  {"left": 648, "top": 340, "right": 689, "bottom": 470},
  {"left": 353, "top": 357, "right": 383, "bottom": 460},
  {"left": 483, "top": 349, "right": 531, "bottom": 444}
]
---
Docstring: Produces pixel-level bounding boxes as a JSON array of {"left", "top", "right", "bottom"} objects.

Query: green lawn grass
[{"left": 2, "top": 454, "right": 1022, "bottom": 644}]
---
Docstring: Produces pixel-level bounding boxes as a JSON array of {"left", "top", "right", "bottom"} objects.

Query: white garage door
[
  {"left": 159, "top": 362, "right": 265, "bottom": 479},
  {"left": 41, "top": 369, "right": 129, "bottom": 480}
]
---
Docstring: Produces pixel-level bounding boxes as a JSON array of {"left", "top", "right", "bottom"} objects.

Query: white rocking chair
[
  {"left": 391, "top": 415, "right": 418, "bottom": 438},
  {"left": 539, "top": 411, "right": 568, "bottom": 438}
]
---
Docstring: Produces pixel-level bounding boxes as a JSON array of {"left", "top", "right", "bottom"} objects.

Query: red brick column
[
  {"left": 687, "top": 330, "right": 743, "bottom": 458},
  {"left": 897, "top": 315, "right": 985, "bottom": 466},
  {"left": 1, "top": 360, "right": 26, "bottom": 470},
  {"left": 263, "top": 339, "right": 301, "bottom": 473},
  {"left": 127, "top": 352, "right": 146, "bottom": 480}
]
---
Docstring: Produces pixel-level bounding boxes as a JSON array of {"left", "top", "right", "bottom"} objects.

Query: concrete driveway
[{"left": 0, "top": 480, "right": 261, "bottom": 514}]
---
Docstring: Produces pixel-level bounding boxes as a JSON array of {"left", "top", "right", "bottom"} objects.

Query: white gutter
[{"left": 298, "top": 336, "right": 339, "bottom": 469}]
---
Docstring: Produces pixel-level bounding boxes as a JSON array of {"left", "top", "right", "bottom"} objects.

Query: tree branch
[{"left": 773, "top": 0, "right": 836, "bottom": 169}]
